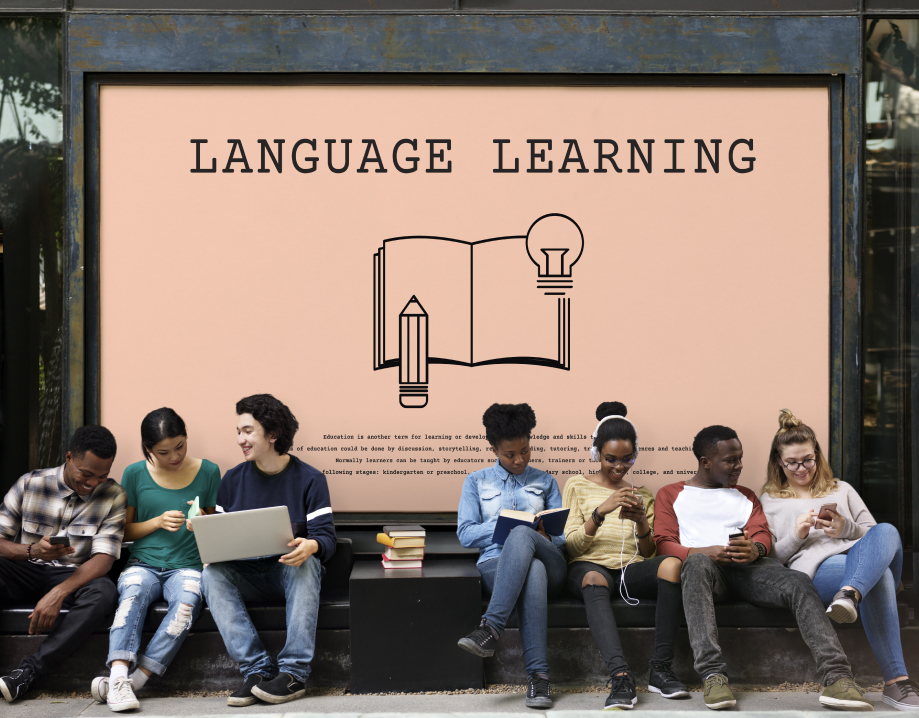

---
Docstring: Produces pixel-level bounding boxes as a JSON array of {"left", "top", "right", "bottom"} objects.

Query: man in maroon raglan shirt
[{"left": 654, "top": 425, "right": 871, "bottom": 711}]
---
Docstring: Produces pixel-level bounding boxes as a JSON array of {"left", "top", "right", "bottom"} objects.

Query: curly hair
[
  {"left": 69, "top": 425, "right": 117, "bottom": 460},
  {"left": 482, "top": 403, "right": 537, "bottom": 447},
  {"left": 236, "top": 394, "right": 299, "bottom": 455},
  {"left": 592, "top": 401, "right": 637, "bottom": 453},
  {"left": 762, "top": 409, "right": 838, "bottom": 499},
  {"left": 692, "top": 425, "right": 738, "bottom": 462}
]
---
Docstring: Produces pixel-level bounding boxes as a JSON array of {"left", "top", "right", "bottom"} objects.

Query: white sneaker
[
  {"left": 106, "top": 677, "right": 139, "bottom": 712},
  {"left": 91, "top": 676, "right": 109, "bottom": 703}
]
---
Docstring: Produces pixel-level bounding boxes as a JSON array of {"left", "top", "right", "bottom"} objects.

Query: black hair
[
  {"left": 141, "top": 408, "right": 188, "bottom": 463},
  {"left": 592, "top": 401, "right": 637, "bottom": 453},
  {"left": 236, "top": 394, "right": 299, "bottom": 455},
  {"left": 69, "top": 425, "right": 117, "bottom": 460},
  {"left": 692, "top": 425, "right": 739, "bottom": 461},
  {"left": 482, "top": 403, "right": 537, "bottom": 447}
]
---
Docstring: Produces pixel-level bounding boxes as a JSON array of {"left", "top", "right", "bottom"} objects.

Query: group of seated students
[
  {"left": 0, "top": 394, "right": 335, "bottom": 711},
  {"left": 456, "top": 402, "right": 917, "bottom": 712},
  {"left": 0, "top": 396, "right": 914, "bottom": 713}
]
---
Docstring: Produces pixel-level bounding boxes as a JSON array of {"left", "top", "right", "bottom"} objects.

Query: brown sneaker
[
  {"left": 703, "top": 674, "right": 736, "bottom": 710},
  {"left": 820, "top": 678, "right": 873, "bottom": 711}
]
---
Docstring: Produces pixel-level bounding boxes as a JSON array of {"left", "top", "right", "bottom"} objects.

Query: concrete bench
[
  {"left": 1, "top": 540, "right": 909, "bottom": 634},
  {"left": 0, "top": 537, "right": 354, "bottom": 635},
  {"left": 1, "top": 539, "right": 915, "bottom": 691}
]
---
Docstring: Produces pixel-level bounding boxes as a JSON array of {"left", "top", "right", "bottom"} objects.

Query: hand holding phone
[
  {"left": 816, "top": 503, "right": 845, "bottom": 538},
  {"left": 817, "top": 503, "right": 837, "bottom": 522},
  {"left": 619, "top": 491, "right": 646, "bottom": 522},
  {"left": 725, "top": 529, "right": 758, "bottom": 564},
  {"left": 35, "top": 535, "right": 75, "bottom": 561}
]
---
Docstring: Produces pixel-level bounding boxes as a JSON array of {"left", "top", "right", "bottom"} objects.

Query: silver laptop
[{"left": 190, "top": 506, "right": 294, "bottom": 563}]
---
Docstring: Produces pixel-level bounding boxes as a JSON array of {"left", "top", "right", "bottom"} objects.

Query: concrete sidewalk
[{"left": 5, "top": 690, "right": 897, "bottom": 716}]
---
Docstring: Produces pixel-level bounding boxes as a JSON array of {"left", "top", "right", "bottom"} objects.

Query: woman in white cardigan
[{"left": 760, "top": 409, "right": 916, "bottom": 711}]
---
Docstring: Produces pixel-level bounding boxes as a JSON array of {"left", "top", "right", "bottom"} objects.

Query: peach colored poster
[{"left": 99, "top": 84, "right": 829, "bottom": 512}]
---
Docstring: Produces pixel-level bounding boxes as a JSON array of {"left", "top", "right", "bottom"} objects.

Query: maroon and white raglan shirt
[{"left": 653, "top": 481, "right": 773, "bottom": 561}]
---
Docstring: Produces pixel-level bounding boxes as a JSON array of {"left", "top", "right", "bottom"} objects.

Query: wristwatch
[{"left": 754, "top": 542, "right": 767, "bottom": 559}]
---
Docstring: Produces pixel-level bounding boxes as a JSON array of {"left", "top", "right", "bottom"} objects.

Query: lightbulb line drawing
[{"left": 526, "top": 213, "right": 584, "bottom": 295}]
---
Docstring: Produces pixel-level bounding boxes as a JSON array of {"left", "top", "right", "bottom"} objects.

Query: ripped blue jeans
[{"left": 107, "top": 560, "right": 204, "bottom": 676}]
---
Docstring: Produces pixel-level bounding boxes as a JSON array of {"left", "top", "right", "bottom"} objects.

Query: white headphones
[{"left": 590, "top": 414, "right": 639, "bottom": 462}]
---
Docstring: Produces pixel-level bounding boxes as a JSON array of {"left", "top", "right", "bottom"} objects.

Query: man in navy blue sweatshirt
[{"left": 201, "top": 394, "right": 336, "bottom": 707}]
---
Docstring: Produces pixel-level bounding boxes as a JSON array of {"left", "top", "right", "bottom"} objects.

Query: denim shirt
[{"left": 457, "top": 460, "right": 565, "bottom": 565}]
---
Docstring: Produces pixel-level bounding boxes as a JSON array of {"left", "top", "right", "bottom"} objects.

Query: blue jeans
[
  {"left": 107, "top": 561, "right": 204, "bottom": 676},
  {"left": 201, "top": 556, "right": 321, "bottom": 683},
  {"left": 812, "top": 523, "right": 906, "bottom": 682},
  {"left": 479, "top": 526, "right": 567, "bottom": 676}
]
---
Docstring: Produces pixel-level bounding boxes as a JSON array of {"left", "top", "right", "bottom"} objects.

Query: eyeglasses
[
  {"left": 605, "top": 455, "right": 636, "bottom": 467},
  {"left": 782, "top": 458, "right": 816, "bottom": 471}
]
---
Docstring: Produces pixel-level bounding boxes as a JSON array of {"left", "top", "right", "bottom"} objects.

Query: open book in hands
[{"left": 492, "top": 507, "right": 570, "bottom": 545}]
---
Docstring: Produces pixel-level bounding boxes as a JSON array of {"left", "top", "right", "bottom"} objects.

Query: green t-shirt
[{"left": 122, "top": 459, "right": 221, "bottom": 570}]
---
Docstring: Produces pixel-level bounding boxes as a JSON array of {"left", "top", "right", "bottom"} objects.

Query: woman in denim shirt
[{"left": 456, "top": 403, "right": 566, "bottom": 709}]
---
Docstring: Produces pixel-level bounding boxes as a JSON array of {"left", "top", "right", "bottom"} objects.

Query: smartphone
[
  {"left": 727, "top": 531, "right": 745, "bottom": 541},
  {"left": 49, "top": 535, "right": 70, "bottom": 546},
  {"left": 817, "top": 503, "right": 837, "bottom": 522}
]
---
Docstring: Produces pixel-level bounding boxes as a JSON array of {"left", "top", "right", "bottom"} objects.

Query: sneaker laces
[
  {"left": 707, "top": 674, "right": 729, "bottom": 689},
  {"left": 835, "top": 679, "right": 865, "bottom": 696},
  {"left": 470, "top": 618, "right": 495, "bottom": 646},
  {"left": 652, "top": 663, "right": 681, "bottom": 684},
  {"left": 529, "top": 675, "right": 550, "bottom": 697},
  {"left": 109, "top": 677, "right": 134, "bottom": 700},
  {"left": 894, "top": 679, "right": 919, "bottom": 697},
  {"left": 607, "top": 672, "right": 634, "bottom": 694}
]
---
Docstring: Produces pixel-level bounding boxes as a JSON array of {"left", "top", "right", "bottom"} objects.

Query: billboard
[{"left": 99, "top": 83, "right": 829, "bottom": 511}]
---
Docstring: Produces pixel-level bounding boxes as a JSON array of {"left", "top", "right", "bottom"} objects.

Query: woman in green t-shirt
[{"left": 90, "top": 408, "right": 221, "bottom": 713}]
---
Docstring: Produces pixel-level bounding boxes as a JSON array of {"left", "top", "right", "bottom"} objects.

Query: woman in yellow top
[{"left": 563, "top": 401, "right": 686, "bottom": 710}]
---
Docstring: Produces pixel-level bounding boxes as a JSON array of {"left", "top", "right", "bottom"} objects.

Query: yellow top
[{"left": 562, "top": 474, "right": 655, "bottom": 570}]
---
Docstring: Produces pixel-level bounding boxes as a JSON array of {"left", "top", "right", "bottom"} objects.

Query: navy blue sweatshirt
[{"left": 216, "top": 455, "right": 336, "bottom": 563}]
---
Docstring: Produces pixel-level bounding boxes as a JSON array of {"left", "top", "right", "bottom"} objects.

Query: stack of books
[{"left": 377, "top": 525, "right": 425, "bottom": 569}]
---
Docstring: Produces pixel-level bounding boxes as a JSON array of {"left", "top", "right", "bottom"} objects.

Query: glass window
[
  {"left": 864, "top": 18, "right": 917, "bottom": 553},
  {"left": 0, "top": 17, "right": 63, "bottom": 491}
]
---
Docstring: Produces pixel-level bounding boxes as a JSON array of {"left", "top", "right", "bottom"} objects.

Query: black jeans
[
  {"left": 568, "top": 556, "right": 683, "bottom": 676},
  {"left": 0, "top": 557, "right": 118, "bottom": 677},
  {"left": 681, "top": 554, "right": 852, "bottom": 684}
]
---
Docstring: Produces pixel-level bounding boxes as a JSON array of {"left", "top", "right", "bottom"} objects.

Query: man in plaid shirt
[{"left": 0, "top": 425, "right": 126, "bottom": 703}]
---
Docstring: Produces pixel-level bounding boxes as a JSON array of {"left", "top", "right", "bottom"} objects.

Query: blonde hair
[{"left": 762, "top": 409, "right": 839, "bottom": 499}]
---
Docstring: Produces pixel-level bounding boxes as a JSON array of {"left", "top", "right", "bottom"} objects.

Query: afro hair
[{"left": 482, "top": 403, "right": 537, "bottom": 447}]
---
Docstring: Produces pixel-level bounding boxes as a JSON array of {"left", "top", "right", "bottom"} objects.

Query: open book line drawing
[{"left": 372, "top": 214, "right": 583, "bottom": 408}]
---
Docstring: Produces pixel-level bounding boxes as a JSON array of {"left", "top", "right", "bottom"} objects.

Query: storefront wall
[
  {"left": 63, "top": 12, "right": 861, "bottom": 491},
  {"left": 1, "top": 3, "right": 915, "bottom": 583}
]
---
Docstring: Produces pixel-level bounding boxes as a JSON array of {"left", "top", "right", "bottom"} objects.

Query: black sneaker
[
  {"left": 648, "top": 662, "right": 690, "bottom": 699},
  {"left": 605, "top": 672, "right": 637, "bottom": 710},
  {"left": 227, "top": 673, "right": 270, "bottom": 707},
  {"left": 457, "top": 617, "right": 498, "bottom": 658},
  {"left": 0, "top": 667, "right": 35, "bottom": 703},
  {"left": 250, "top": 672, "right": 307, "bottom": 704},
  {"left": 526, "top": 673, "right": 552, "bottom": 709}
]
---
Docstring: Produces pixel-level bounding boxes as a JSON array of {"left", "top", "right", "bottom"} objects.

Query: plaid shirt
[{"left": 0, "top": 465, "right": 126, "bottom": 567}]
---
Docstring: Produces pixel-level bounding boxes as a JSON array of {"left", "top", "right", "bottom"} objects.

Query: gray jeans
[{"left": 681, "top": 554, "right": 852, "bottom": 684}]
